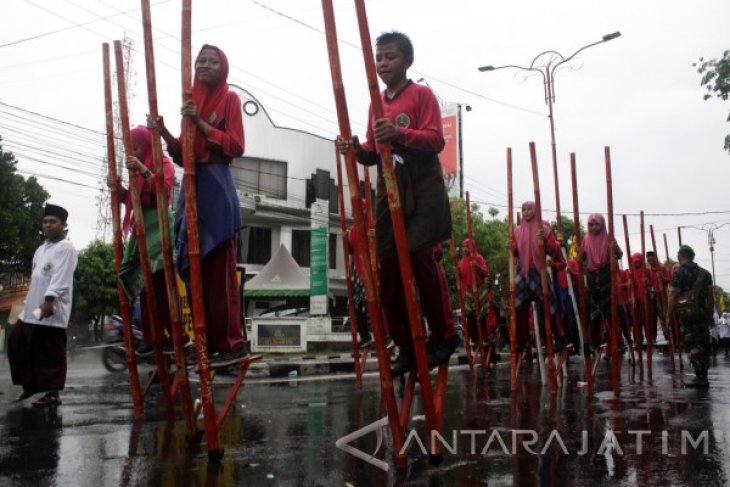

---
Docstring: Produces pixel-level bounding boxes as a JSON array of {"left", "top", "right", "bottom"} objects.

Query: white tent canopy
[{"left": 245, "top": 244, "right": 310, "bottom": 297}]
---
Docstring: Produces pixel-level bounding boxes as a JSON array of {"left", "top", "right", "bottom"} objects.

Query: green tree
[
  {"left": 694, "top": 50, "right": 730, "bottom": 154},
  {"left": 71, "top": 240, "right": 119, "bottom": 341},
  {"left": 443, "top": 199, "right": 510, "bottom": 310},
  {"left": 0, "top": 140, "right": 50, "bottom": 271}
]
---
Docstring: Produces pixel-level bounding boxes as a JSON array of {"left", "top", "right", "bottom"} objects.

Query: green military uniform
[{"left": 670, "top": 261, "right": 713, "bottom": 375}]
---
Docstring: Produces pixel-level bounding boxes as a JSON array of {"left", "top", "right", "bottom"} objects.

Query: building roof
[{"left": 245, "top": 244, "right": 310, "bottom": 297}]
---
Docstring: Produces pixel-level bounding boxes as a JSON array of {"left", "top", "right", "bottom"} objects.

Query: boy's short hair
[{"left": 376, "top": 31, "right": 414, "bottom": 60}]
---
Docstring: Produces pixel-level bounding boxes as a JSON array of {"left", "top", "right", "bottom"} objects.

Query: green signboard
[{"left": 310, "top": 226, "right": 328, "bottom": 296}]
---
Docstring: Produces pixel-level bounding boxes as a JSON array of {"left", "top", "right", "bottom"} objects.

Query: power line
[
  {"left": 247, "top": 0, "right": 545, "bottom": 117},
  {"left": 1, "top": 0, "right": 171, "bottom": 49},
  {"left": 0, "top": 101, "right": 105, "bottom": 136},
  {"left": 15, "top": 166, "right": 100, "bottom": 190}
]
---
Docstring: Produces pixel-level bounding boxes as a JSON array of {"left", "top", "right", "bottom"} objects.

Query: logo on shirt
[
  {"left": 42, "top": 263, "right": 53, "bottom": 274},
  {"left": 395, "top": 113, "right": 410, "bottom": 128}
]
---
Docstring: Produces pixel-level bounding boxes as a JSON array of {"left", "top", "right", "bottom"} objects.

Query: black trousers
[{"left": 8, "top": 320, "right": 67, "bottom": 394}]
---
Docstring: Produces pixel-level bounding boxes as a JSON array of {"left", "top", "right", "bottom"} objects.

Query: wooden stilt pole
[
  {"left": 641, "top": 211, "right": 653, "bottom": 382},
  {"left": 529, "top": 142, "right": 558, "bottom": 393},
  {"left": 335, "top": 146, "right": 364, "bottom": 389},
  {"left": 180, "top": 0, "right": 222, "bottom": 461},
  {"left": 623, "top": 214, "right": 644, "bottom": 380},
  {"left": 352, "top": 0, "right": 444, "bottom": 460},
  {"left": 570, "top": 154, "right": 593, "bottom": 388},
  {"left": 321, "top": 0, "right": 406, "bottom": 464},
  {"left": 449, "top": 237, "right": 474, "bottom": 371},
  {"left": 663, "top": 233, "right": 670, "bottom": 264},
  {"left": 604, "top": 147, "right": 621, "bottom": 395},
  {"left": 465, "top": 192, "right": 487, "bottom": 368},
  {"left": 363, "top": 167, "right": 377, "bottom": 276},
  {"left": 651, "top": 224, "right": 675, "bottom": 372},
  {"left": 102, "top": 43, "right": 144, "bottom": 418},
  {"left": 507, "top": 148, "right": 518, "bottom": 392},
  {"left": 140, "top": 0, "right": 198, "bottom": 441},
  {"left": 532, "top": 302, "right": 548, "bottom": 385},
  {"left": 113, "top": 40, "right": 175, "bottom": 420}
]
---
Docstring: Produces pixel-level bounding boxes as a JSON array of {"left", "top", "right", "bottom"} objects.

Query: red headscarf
[
  {"left": 582, "top": 213, "right": 609, "bottom": 272},
  {"left": 513, "top": 201, "right": 552, "bottom": 277},
  {"left": 629, "top": 252, "right": 647, "bottom": 302},
  {"left": 122, "top": 125, "right": 175, "bottom": 238},
  {"left": 192, "top": 44, "right": 230, "bottom": 159},
  {"left": 459, "top": 238, "right": 487, "bottom": 287}
]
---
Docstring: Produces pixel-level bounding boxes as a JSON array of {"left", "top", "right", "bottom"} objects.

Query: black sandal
[{"left": 32, "top": 393, "right": 61, "bottom": 408}]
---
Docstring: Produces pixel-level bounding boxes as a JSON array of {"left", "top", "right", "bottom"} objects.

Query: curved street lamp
[
  {"left": 680, "top": 222, "right": 730, "bottom": 293},
  {"left": 478, "top": 31, "right": 621, "bottom": 241}
]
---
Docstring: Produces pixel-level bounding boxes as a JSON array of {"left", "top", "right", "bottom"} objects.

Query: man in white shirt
[{"left": 8, "top": 204, "right": 78, "bottom": 406}]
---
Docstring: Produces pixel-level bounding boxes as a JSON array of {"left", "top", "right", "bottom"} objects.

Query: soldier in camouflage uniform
[{"left": 666, "top": 245, "right": 714, "bottom": 388}]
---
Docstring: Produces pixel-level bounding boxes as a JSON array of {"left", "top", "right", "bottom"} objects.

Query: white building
[{"left": 230, "top": 84, "right": 367, "bottom": 322}]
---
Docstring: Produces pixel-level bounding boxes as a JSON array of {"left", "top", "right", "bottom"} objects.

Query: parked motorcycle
[{"left": 102, "top": 315, "right": 158, "bottom": 373}]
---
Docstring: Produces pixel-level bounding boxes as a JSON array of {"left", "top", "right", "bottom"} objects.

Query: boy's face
[{"left": 375, "top": 42, "right": 412, "bottom": 89}]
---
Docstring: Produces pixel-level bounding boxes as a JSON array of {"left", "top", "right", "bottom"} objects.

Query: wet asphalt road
[{"left": 1, "top": 348, "right": 730, "bottom": 486}]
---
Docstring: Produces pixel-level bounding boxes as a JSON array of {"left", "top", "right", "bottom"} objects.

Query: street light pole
[
  {"left": 478, "top": 31, "right": 621, "bottom": 241},
  {"left": 709, "top": 227, "right": 718, "bottom": 288},
  {"left": 680, "top": 222, "right": 730, "bottom": 290}
]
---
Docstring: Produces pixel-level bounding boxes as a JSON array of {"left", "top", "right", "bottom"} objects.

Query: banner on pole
[{"left": 440, "top": 102, "right": 461, "bottom": 198}]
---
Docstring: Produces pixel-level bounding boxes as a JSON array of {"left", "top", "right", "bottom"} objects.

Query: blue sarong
[{"left": 174, "top": 162, "right": 242, "bottom": 281}]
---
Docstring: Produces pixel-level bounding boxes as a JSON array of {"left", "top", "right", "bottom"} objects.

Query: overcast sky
[{"left": 2, "top": 0, "right": 730, "bottom": 288}]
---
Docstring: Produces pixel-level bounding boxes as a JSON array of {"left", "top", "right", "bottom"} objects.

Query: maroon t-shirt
[{"left": 360, "top": 80, "right": 445, "bottom": 155}]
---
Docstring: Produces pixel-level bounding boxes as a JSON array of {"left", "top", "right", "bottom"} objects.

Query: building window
[
  {"left": 242, "top": 226, "right": 272, "bottom": 265},
  {"left": 235, "top": 157, "right": 287, "bottom": 199},
  {"left": 292, "top": 229, "right": 311, "bottom": 267},
  {"left": 329, "top": 233, "right": 338, "bottom": 270}
]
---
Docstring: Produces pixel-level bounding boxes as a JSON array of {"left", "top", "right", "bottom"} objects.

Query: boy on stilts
[{"left": 338, "top": 31, "right": 456, "bottom": 376}]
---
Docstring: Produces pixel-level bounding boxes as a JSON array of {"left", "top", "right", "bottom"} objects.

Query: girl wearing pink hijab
[
  {"left": 117, "top": 125, "right": 176, "bottom": 350},
  {"left": 511, "top": 201, "right": 566, "bottom": 354},
  {"left": 581, "top": 213, "right": 622, "bottom": 351}
]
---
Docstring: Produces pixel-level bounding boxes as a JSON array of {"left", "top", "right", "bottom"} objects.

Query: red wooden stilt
[
  {"left": 570, "top": 154, "right": 593, "bottom": 388},
  {"left": 352, "top": 0, "right": 445, "bottom": 461},
  {"left": 641, "top": 211, "right": 653, "bottom": 382},
  {"left": 113, "top": 40, "right": 175, "bottom": 420},
  {"left": 507, "top": 148, "right": 518, "bottom": 392},
  {"left": 623, "top": 214, "right": 644, "bottom": 380},
  {"left": 140, "top": 0, "right": 198, "bottom": 441},
  {"left": 180, "top": 0, "right": 222, "bottom": 461},
  {"left": 604, "top": 147, "right": 621, "bottom": 395},
  {"left": 651, "top": 224, "right": 675, "bottom": 371},
  {"left": 465, "top": 192, "right": 487, "bottom": 368},
  {"left": 320, "top": 0, "right": 406, "bottom": 464},
  {"left": 449, "top": 237, "right": 474, "bottom": 371},
  {"left": 529, "top": 142, "right": 558, "bottom": 393},
  {"left": 102, "top": 43, "right": 143, "bottom": 417},
  {"left": 335, "top": 146, "right": 364, "bottom": 389},
  {"left": 363, "top": 166, "right": 377, "bottom": 276}
]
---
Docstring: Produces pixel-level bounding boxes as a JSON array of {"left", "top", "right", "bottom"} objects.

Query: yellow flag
[{"left": 568, "top": 238, "right": 579, "bottom": 261}]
